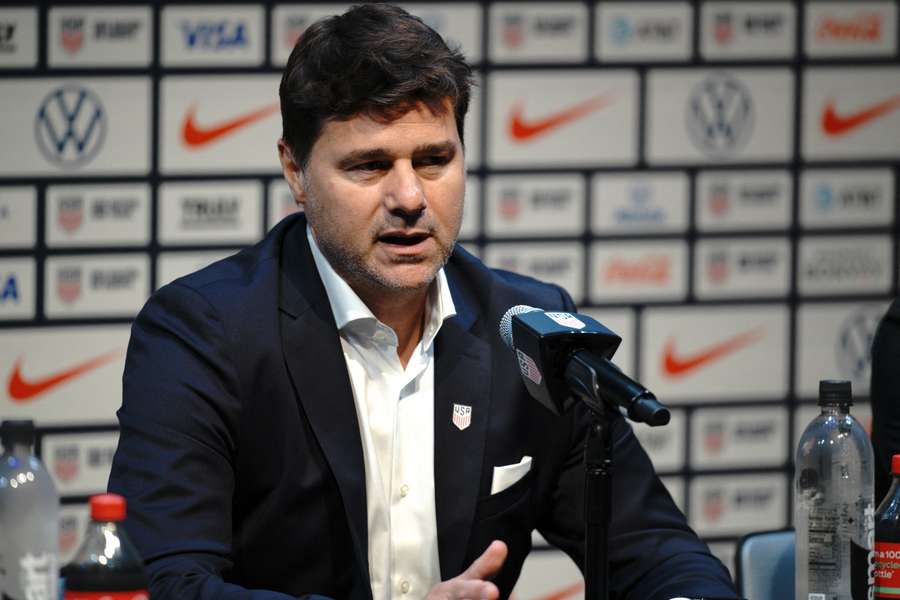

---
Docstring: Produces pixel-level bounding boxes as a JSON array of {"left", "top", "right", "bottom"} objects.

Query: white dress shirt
[{"left": 308, "top": 227, "right": 456, "bottom": 600}]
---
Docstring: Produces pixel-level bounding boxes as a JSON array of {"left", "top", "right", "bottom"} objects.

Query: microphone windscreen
[{"left": 498, "top": 305, "right": 541, "bottom": 349}]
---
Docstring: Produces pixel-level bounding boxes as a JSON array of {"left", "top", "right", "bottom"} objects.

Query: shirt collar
[{"left": 307, "top": 225, "right": 456, "bottom": 347}]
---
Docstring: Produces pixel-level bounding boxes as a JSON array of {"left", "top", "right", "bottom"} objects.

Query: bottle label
[
  {"left": 64, "top": 592, "right": 149, "bottom": 600},
  {"left": 876, "top": 541, "right": 900, "bottom": 598}
]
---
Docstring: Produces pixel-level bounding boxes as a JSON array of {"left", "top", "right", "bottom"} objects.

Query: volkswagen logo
[
  {"left": 35, "top": 85, "right": 107, "bottom": 167},
  {"left": 686, "top": 72, "right": 753, "bottom": 158},
  {"left": 836, "top": 304, "right": 883, "bottom": 385}
]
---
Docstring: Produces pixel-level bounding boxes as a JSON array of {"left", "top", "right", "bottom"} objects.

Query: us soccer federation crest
[{"left": 452, "top": 404, "right": 472, "bottom": 431}]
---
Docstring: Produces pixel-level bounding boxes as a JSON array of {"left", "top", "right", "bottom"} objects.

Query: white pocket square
[{"left": 491, "top": 455, "right": 532, "bottom": 495}]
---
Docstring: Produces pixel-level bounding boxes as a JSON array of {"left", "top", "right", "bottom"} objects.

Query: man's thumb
[{"left": 463, "top": 540, "right": 508, "bottom": 580}]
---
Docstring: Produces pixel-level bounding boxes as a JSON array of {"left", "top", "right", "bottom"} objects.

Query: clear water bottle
[
  {"left": 63, "top": 493, "right": 149, "bottom": 600},
  {"left": 795, "top": 380, "right": 875, "bottom": 600},
  {"left": 875, "top": 454, "right": 900, "bottom": 598},
  {"left": 0, "top": 419, "right": 60, "bottom": 600}
]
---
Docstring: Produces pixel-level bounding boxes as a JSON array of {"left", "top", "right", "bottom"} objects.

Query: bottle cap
[
  {"left": 0, "top": 419, "right": 35, "bottom": 448},
  {"left": 892, "top": 455, "right": 900, "bottom": 475},
  {"left": 90, "top": 493, "right": 127, "bottom": 522},
  {"left": 818, "top": 379, "right": 852, "bottom": 406}
]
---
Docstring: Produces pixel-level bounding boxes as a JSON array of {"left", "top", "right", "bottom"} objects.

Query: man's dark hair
[{"left": 279, "top": 3, "right": 473, "bottom": 168}]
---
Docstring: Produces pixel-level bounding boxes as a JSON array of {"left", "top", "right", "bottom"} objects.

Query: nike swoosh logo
[
  {"left": 7, "top": 350, "right": 121, "bottom": 402},
  {"left": 509, "top": 95, "right": 613, "bottom": 142},
  {"left": 821, "top": 94, "right": 900, "bottom": 136},
  {"left": 510, "top": 581, "right": 584, "bottom": 600},
  {"left": 662, "top": 328, "right": 764, "bottom": 377},
  {"left": 181, "top": 102, "right": 280, "bottom": 147}
]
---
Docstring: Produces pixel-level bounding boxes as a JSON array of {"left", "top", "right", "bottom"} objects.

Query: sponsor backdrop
[{"left": 1, "top": 0, "right": 899, "bottom": 596}]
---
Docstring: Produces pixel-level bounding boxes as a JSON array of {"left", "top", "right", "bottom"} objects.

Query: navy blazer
[{"left": 108, "top": 213, "right": 738, "bottom": 599}]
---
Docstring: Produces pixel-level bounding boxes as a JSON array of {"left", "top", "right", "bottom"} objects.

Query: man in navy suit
[{"left": 109, "top": 5, "right": 738, "bottom": 599}]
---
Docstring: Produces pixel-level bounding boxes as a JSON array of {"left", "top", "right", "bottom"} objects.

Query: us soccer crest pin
[{"left": 452, "top": 404, "right": 472, "bottom": 431}]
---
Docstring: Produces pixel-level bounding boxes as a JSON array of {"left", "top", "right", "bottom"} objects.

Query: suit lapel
[
  {"left": 434, "top": 270, "right": 492, "bottom": 580},
  {"left": 278, "top": 217, "right": 370, "bottom": 594}
]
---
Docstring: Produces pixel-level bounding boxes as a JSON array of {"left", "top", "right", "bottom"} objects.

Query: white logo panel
[
  {"left": 595, "top": 2, "right": 692, "bottom": 62},
  {"left": 695, "top": 170, "right": 792, "bottom": 232},
  {"left": 694, "top": 237, "right": 791, "bottom": 299},
  {"left": 512, "top": 550, "right": 585, "bottom": 600},
  {"left": 691, "top": 406, "right": 789, "bottom": 469},
  {"left": 641, "top": 305, "right": 789, "bottom": 402},
  {"left": 630, "top": 408, "right": 686, "bottom": 472},
  {"left": 46, "top": 184, "right": 150, "bottom": 247},
  {"left": 158, "top": 180, "right": 263, "bottom": 246},
  {"left": 798, "top": 235, "right": 892, "bottom": 296},
  {"left": 0, "top": 258, "right": 35, "bottom": 320},
  {"left": 589, "top": 240, "right": 687, "bottom": 303},
  {"left": 270, "top": 4, "right": 351, "bottom": 66},
  {"left": 489, "top": 2, "right": 588, "bottom": 63},
  {"left": 0, "top": 78, "right": 150, "bottom": 177},
  {"left": 0, "top": 186, "right": 37, "bottom": 248},
  {"left": 160, "top": 75, "right": 281, "bottom": 174},
  {"left": 646, "top": 68, "right": 794, "bottom": 165},
  {"left": 700, "top": 2, "right": 796, "bottom": 60},
  {"left": 591, "top": 172, "right": 689, "bottom": 234},
  {"left": 485, "top": 174, "right": 584, "bottom": 237},
  {"left": 805, "top": 1, "right": 897, "bottom": 57},
  {"left": 162, "top": 5, "right": 263, "bottom": 67},
  {"left": 43, "top": 431, "right": 119, "bottom": 496},
  {"left": 577, "top": 308, "right": 635, "bottom": 376},
  {"left": 49, "top": 6, "right": 151, "bottom": 67},
  {"left": 459, "top": 176, "right": 481, "bottom": 241},
  {"left": 690, "top": 474, "right": 787, "bottom": 537},
  {"left": 803, "top": 67, "right": 900, "bottom": 160},
  {"left": 484, "top": 242, "right": 584, "bottom": 304},
  {"left": 156, "top": 250, "right": 235, "bottom": 290},
  {"left": 488, "top": 70, "right": 638, "bottom": 168},
  {"left": 401, "top": 3, "right": 483, "bottom": 64},
  {"left": 0, "top": 325, "right": 130, "bottom": 424},
  {"left": 59, "top": 505, "right": 89, "bottom": 564},
  {"left": 0, "top": 7, "right": 37, "bottom": 68},
  {"left": 267, "top": 179, "right": 301, "bottom": 232},
  {"left": 801, "top": 169, "right": 894, "bottom": 229},
  {"left": 45, "top": 254, "right": 149, "bottom": 319},
  {"left": 795, "top": 302, "right": 888, "bottom": 399}
]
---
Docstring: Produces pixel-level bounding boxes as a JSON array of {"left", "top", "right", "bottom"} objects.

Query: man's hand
[{"left": 424, "top": 540, "right": 508, "bottom": 600}]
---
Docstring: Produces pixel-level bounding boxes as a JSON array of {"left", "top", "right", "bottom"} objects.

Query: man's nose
[{"left": 383, "top": 162, "right": 426, "bottom": 215}]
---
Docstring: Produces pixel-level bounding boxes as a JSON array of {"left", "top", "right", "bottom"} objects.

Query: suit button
[
  {"left": 400, "top": 580, "right": 410, "bottom": 594},
  {"left": 400, "top": 484, "right": 409, "bottom": 498}
]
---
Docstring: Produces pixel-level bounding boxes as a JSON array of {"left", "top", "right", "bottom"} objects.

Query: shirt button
[
  {"left": 400, "top": 580, "right": 410, "bottom": 594},
  {"left": 400, "top": 484, "right": 409, "bottom": 498}
]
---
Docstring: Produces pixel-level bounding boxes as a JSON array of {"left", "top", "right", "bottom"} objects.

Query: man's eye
[
  {"left": 416, "top": 155, "right": 450, "bottom": 168},
  {"left": 353, "top": 161, "right": 389, "bottom": 172}
]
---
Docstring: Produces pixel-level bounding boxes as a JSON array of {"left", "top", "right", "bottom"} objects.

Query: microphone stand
[{"left": 564, "top": 351, "right": 669, "bottom": 600}]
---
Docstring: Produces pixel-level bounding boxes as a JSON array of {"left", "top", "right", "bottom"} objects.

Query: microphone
[{"left": 499, "top": 305, "right": 669, "bottom": 426}]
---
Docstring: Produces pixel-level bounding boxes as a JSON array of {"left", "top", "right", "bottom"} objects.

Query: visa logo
[
  {"left": 1, "top": 274, "right": 19, "bottom": 303},
  {"left": 181, "top": 21, "right": 247, "bottom": 49}
]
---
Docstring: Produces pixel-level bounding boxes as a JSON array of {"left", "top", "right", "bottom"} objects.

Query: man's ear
[{"left": 277, "top": 139, "right": 308, "bottom": 207}]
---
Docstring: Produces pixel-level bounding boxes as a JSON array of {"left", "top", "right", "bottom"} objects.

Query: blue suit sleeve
[{"left": 107, "top": 282, "right": 331, "bottom": 600}]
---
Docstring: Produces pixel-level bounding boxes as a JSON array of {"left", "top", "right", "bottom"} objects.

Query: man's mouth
[{"left": 378, "top": 232, "right": 431, "bottom": 246}]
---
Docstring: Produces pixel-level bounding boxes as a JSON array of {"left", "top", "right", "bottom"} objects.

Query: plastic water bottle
[
  {"left": 0, "top": 419, "right": 60, "bottom": 600},
  {"left": 875, "top": 454, "right": 900, "bottom": 598},
  {"left": 63, "top": 493, "right": 149, "bottom": 600},
  {"left": 795, "top": 380, "right": 875, "bottom": 600}
]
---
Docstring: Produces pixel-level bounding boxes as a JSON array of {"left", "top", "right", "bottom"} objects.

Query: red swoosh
[
  {"left": 7, "top": 350, "right": 121, "bottom": 402},
  {"left": 181, "top": 102, "right": 280, "bottom": 147},
  {"left": 662, "top": 328, "right": 764, "bottom": 378},
  {"left": 510, "top": 581, "right": 584, "bottom": 600},
  {"left": 509, "top": 95, "right": 613, "bottom": 142},
  {"left": 821, "top": 94, "right": 900, "bottom": 136}
]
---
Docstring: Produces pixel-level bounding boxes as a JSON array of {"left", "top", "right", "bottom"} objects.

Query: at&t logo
[
  {"left": 687, "top": 72, "right": 754, "bottom": 158},
  {"left": 34, "top": 85, "right": 106, "bottom": 168}
]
